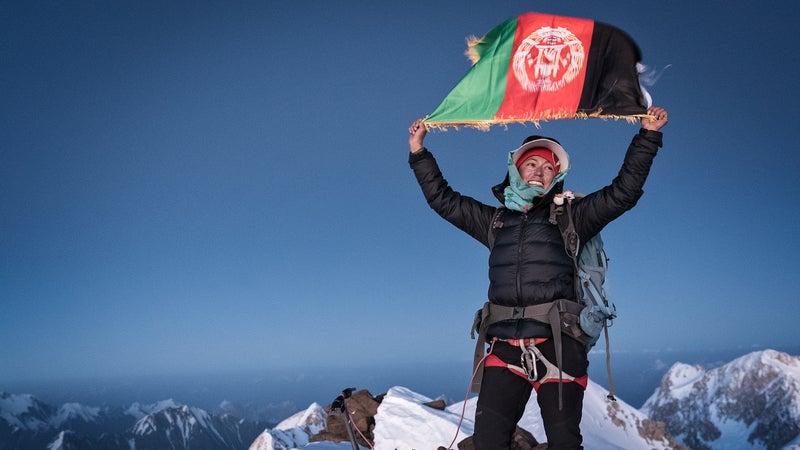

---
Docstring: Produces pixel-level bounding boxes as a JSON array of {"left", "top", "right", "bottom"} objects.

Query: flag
[{"left": 424, "top": 12, "right": 650, "bottom": 130}]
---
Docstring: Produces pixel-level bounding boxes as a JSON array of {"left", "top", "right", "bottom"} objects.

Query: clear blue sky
[{"left": 2, "top": 0, "right": 799, "bottom": 385}]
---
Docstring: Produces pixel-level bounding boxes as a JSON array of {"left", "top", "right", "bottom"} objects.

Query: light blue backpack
[{"left": 550, "top": 191, "right": 617, "bottom": 347}]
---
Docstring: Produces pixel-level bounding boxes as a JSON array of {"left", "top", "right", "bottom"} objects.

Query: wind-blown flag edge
[{"left": 424, "top": 12, "right": 652, "bottom": 131}]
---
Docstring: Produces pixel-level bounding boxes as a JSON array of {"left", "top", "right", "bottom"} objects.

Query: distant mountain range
[
  {"left": 2, "top": 349, "right": 799, "bottom": 449},
  {"left": 0, "top": 395, "right": 269, "bottom": 449}
]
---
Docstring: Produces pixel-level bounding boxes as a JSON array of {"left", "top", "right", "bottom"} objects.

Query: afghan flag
[{"left": 424, "top": 12, "right": 651, "bottom": 130}]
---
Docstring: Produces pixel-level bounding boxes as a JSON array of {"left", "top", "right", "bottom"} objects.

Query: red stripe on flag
[{"left": 495, "top": 13, "right": 595, "bottom": 121}]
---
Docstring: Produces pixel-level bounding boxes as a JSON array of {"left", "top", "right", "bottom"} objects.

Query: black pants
[{"left": 473, "top": 338, "right": 588, "bottom": 450}]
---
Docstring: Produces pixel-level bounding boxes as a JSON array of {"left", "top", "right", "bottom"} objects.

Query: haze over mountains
[{"left": 2, "top": 347, "right": 799, "bottom": 449}]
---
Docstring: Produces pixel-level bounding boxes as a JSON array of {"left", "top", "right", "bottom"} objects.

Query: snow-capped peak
[
  {"left": 275, "top": 402, "right": 326, "bottom": 432},
  {"left": 249, "top": 403, "right": 327, "bottom": 450},
  {"left": 0, "top": 391, "right": 53, "bottom": 431},
  {"left": 642, "top": 349, "right": 800, "bottom": 449},
  {"left": 49, "top": 402, "right": 100, "bottom": 428},
  {"left": 124, "top": 398, "right": 181, "bottom": 419}
]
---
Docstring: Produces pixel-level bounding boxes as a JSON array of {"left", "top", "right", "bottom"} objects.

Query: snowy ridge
[
  {"left": 275, "top": 402, "right": 327, "bottom": 434},
  {"left": 50, "top": 403, "right": 100, "bottom": 427},
  {"left": 249, "top": 403, "right": 327, "bottom": 450},
  {"left": 374, "top": 386, "right": 466, "bottom": 449},
  {"left": 642, "top": 349, "right": 800, "bottom": 449},
  {"left": 46, "top": 431, "right": 68, "bottom": 450},
  {"left": 124, "top": 398, "right": 181, "bottom": 419},
  {"left": 658, "top": 363, "right": 705, "bottom": 401},
  {"left": 0, "top": 392, "right": 53, "bottom": 431},
  {"left": 250, "top": 380, "right": 678, "bottom": 450},
  {"left": 131, "top": 404, "right": 244, "bottom": 449}
]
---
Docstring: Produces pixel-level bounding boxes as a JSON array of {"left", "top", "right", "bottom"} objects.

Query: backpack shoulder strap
[
  {"left": 549, "top": 194, "right": 584, "bottom": 310},
  {"left": 549, "top": 196, "right": 580, "bottom": 260}
]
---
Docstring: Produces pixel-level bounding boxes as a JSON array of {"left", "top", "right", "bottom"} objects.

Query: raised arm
[
  {"left": 407, "top": 119, "right": 495, "bottom": 246},
  {"left": 572, "top": 106, "right": 669, "bottom": 239}
]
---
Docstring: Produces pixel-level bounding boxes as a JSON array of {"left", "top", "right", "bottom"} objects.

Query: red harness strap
[
  {"left": 484, "top": 354, "right": 588, "bottom": 391},
  {"left": 504, "top": 337, "right": 549, "bottom": 347}
]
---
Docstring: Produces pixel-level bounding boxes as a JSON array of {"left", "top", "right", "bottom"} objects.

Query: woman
[{"left": 407, "top": 107, "right": 668, "bottom": 449}]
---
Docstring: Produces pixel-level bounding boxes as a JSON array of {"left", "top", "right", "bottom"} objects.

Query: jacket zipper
[{"left": 515, "top": 213, "right": 528, "bottom": 305}]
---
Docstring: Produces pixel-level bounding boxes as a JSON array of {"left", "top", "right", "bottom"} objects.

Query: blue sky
[{"left": 2, "top": 0, "right": 799, "bottom": 387}]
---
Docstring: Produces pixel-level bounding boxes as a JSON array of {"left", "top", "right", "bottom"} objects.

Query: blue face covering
[{"left": 503, "top": 151, "right": 569, "bottom": 212}]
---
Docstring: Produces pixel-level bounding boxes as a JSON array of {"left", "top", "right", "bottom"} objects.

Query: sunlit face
[{"left": 518, "top": 155, "right": 556, "bottom": 190}]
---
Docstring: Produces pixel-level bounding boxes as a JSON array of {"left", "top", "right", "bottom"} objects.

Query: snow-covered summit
[
  {"left": 642, "top": 349, "right": 800, "bottom": 449},
  {"left": 250, "top": 380, "right": 680, "bottom": 450},
  {"left": 249, "top": 403, "right": 327, "bottom": 450},
  {"left": 650, "top": 362, "right": 705, "bottom": 402},
  {"left": 125, "top": 398, "right": 182, "bottom": 419},
  {"left": 0, "top": 391, "right": 54, "bottom": 431},
  {"left": 50, "top": 402, "right": 100, "bottom": 427}
]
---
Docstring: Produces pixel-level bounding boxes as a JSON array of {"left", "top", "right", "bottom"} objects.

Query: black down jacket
[{"left": 409, "top": 128, "right": 663, "bottom": 339}]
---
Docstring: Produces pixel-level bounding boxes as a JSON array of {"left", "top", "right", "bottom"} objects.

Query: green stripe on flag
[{"left": 425, "top": 17, "right": 518, "bottom": 127}]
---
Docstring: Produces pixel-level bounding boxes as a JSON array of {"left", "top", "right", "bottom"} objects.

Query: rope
[
  {"left": 604, "top": 323, "right": 616, "bottom": 401},
  {"left": 446, "top": 339, "right": 497, "bottom": 450},
  {"left": 348, "top": 409, "right": 375, "bottom": 450}
]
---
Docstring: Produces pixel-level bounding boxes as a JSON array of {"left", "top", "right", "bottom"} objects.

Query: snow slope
[{"left": 251, "top": 379, "right": 676, "bottom": 450}]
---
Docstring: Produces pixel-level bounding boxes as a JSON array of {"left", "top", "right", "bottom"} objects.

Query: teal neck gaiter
[{"left": 502, "top": 151, "right": 568, "bottom": 212}]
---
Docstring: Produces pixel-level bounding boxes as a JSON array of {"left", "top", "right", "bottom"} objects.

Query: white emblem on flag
[{"left": 512, "top": 27, "right": 585, "bottom": 92}]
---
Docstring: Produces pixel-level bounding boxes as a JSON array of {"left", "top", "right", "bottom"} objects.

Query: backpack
[{"left": 552, "top": 191, "right": 617, "bottom": 347}]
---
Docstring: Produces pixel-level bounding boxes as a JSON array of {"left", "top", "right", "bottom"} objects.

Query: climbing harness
[
  {"left": 470, "top": 299, "right": 589, "bottom": 409},
  {"left": 483, "top": 339, "right": 588, "bottom": 391}
]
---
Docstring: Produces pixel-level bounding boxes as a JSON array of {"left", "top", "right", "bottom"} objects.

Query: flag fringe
[
  {"left": 425, "top": 111, "right": 653, "bottom": 132},
  {"left": 465, "top": 35, "right": 483, "bottom": 65}
]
